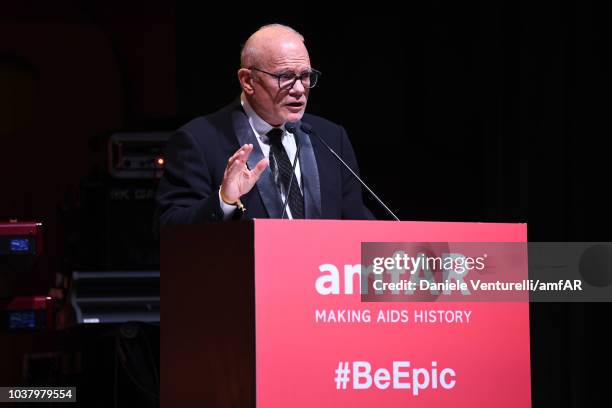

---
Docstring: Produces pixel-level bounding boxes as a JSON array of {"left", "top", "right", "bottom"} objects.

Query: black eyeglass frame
[{"left": 249, "top": 66, "right": 321, "bottom": 90}]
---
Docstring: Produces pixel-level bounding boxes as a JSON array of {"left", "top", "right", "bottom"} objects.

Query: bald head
[{"left": 241, "top": 24, "right": 306, "bottom": 68}]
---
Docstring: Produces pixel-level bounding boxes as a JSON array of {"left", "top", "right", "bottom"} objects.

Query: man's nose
[{"left": 289, "top": 77, "right": 306, "bottom": 95}]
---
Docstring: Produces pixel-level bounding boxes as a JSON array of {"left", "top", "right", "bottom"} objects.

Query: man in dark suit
[{"left": 156, "top": 24, "right": 373, "bottom": 225}]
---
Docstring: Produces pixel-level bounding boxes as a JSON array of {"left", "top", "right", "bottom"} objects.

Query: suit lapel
[
  {"left": 231, "top": 107, "right": 283, "bottom": 218},
  {"left": 295, "top": 122, "right": 322, "bottom": 219}
]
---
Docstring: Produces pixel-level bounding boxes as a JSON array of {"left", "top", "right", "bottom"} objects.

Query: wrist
[{"left": 220, "top": 186, "right": 246, "bottom": 212}]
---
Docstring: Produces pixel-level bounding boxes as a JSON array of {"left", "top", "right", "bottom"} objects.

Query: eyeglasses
[{"left": 250, "top": 67, "right": 321, "bottom": 90}]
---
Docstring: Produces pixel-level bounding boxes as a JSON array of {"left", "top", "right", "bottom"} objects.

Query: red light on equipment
[{"left": 156, "top": 157, "right": 165, "bottom": 167}]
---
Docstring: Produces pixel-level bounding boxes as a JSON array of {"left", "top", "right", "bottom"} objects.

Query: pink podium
[{"left": 162, "top": 219, "right": 531, "bottom": 407}]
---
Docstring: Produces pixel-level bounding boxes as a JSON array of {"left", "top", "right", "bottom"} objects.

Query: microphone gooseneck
[{"left": 300, "top": 122, "right": 400, "bottom": 221}]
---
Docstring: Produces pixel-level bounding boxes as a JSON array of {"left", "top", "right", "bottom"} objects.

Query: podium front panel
[{"left": 254, "top": 219, "right": 530, "bottom": 407}]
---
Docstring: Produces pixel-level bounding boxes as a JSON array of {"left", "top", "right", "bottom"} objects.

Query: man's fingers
[
  {"left": 250, "top": 157, "right": 269, "bottom": 180},
  {"left": 227, "top": 144, "right": 249, "bottom": 164},
  {"left": 226, "top": 144, "right": 253, "bottom": 169},
  {"left": 241, "top": 144, "right": 254, "bottom": 162},
  {"left": 226, "top": 156, "right": 246, "bottom": 179}
]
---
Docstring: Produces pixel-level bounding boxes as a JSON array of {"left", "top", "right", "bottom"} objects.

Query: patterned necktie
[{"left": 267, "top": 128, "right": 304, "bottom": 219}]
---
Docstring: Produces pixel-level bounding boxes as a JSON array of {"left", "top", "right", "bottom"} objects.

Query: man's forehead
[
  {"left": 263, "top": 39, "right": 307, "bottom": 55},
  {"left": 262, "top": 43, "right": 310, "bottom": 67}
]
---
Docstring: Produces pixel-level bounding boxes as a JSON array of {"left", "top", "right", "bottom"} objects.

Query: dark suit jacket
[{"left": 156, "top": 100, "right": 373, "bottom": 226}]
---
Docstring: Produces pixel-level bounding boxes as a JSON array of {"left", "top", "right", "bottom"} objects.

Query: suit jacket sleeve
[
  {"left": 155, "top": 129, "right": 228, "bottom": 226},
  {"left": 338, "top": 126, "right": 376, "bottom": 220}
]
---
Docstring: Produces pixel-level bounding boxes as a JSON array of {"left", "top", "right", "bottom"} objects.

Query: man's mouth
[{"left": 285, "top": 102, "right": 305, "bottom": 113}]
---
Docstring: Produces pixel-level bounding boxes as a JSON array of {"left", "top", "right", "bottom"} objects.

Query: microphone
[
  {"left": 300, "top": 122, "right": 400, "bottom": 221},
  {"left": 280, "top": 123, "right": 301, "bottom": 219}
]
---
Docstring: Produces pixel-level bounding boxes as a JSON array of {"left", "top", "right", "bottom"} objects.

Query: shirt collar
[{"left": 240, "top": 93, "right": 285, "bottom": 138}]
